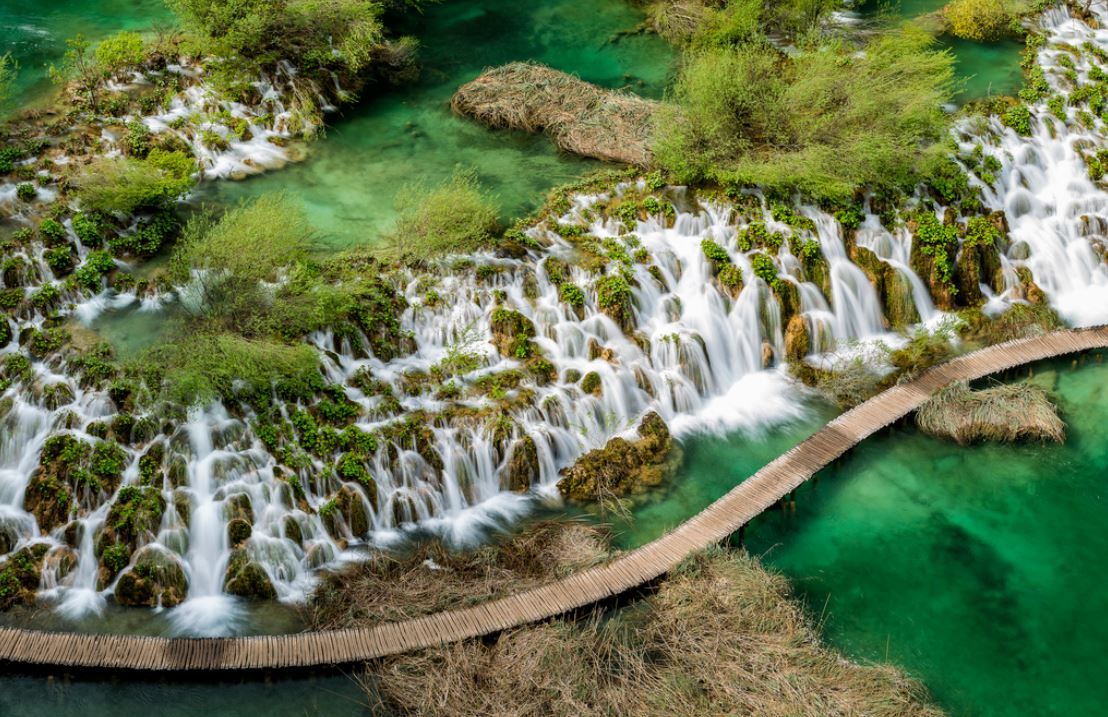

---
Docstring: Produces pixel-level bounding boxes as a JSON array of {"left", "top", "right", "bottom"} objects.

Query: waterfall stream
[{"left": 2, "top": 4, "right": 1108, "bottom": 634}]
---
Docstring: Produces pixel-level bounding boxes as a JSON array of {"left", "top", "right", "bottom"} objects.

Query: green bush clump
[
  {"left": 16, "top": 183, "right": 36, "bottom": 202},
  {"left": 718, "top": 263, "right": 744, "bottom": 292},
  {"left": 914, "top": 212, "right": 959, "bottom": 289},
  {"left": 72, "top": 212, "right": 103, "bottom": 247},
  {"left": 834, "top": 205, "right": 865, "bottom": 231},
  {"left": 700, "top": 238, "right": 731, "bottom": 266},
  {"left": 30, "top": 283, "right": 60, "bottom": 311},
  {"left": 387, "top": 172, "right": 500, "bottom": 257},
  {"left": 123, "top": 120, "right": 152, "bottom": 158},
  {"left": 39, "top": 218, "right": 68, "bottom": 245},
  {"left": 654, "top": 26, "right": 955, "bottom": 203},
  {"left": 1002, "top": 104, "right": 1033, "bottom": 135},
  {"left": 941, "top": 0, "right": 1017, "bottom": 42},
  {"left": 750, "top": 253, "right": 777, "bottom": 283},
  {"left": 44, "top": 245, "right": 76, "bottom": 276},
  {"left": 77, "top": 149, "right": 195, "bottom": 215},
  {"left": 74, "top": 251, "right": 117, "bottom": 290},
  {"left": 559, "top": 283, "right": 585, "bottom": 310},
  {"left": 964, "top": 216, "right": 1003, "bottom": 248},
  {"left": 95, "top": 31, "right": 146, "bottom": 74}
]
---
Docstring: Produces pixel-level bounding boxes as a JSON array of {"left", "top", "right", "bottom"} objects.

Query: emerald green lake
[{"left": 741, "top": 354, "right": 1108, "bottom": 716}]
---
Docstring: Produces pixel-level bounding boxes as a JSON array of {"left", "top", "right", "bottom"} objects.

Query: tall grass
[
  {"left": 366, "top": 547, "right": 944, "bottom": 717},
  {"left": 386, "top": 171, "right": 500, "bottom": 257}
]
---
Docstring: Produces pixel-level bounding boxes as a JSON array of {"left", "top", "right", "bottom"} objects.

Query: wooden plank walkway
[{"left": 2, "top": 326, "right": 1106, "bottom": 671}]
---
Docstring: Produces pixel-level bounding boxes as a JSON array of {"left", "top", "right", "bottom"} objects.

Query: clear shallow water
[
  {"left": 203, "top": 0, "right": 676, "bottom": 247},
  {"left": 740, "top": 353, "right": 1108, "bottom": 716},
  {"left": 859, "top": 0, "right": 1024, "bottom": 100}
]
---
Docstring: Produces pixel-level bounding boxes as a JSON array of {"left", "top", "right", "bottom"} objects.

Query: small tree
[
  {"left": 49, "top": 35, "right": 102, "bottom": 112},
  {"left": 0, "top": 53, "right": 16, "bottom": 108},
  {"left": 941, "top": 0, "right": 1013, "bottom": 42}
]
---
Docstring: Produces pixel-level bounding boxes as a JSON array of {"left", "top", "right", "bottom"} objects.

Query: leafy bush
[
  {"left": 941, "top": 0, "right": 1015, "bottom": 42},
  {"left": 16, "top": 183, "right": 36, "bottom": 202},
  {"left": 39, "top": 218, "right": 68, "bottom": 245},
  {"left": 94, "top": 31, "right": 146, "bottom": 74},
  {"left": 77, "top": 150, "right": 195, "bottom": 214},
  {"left": 654, "top": 26, "right": 956, "bottom": 203},
  {"left": 387, "top": 172, "right": 500, "bottom": 256},
  {"left": 1002, "top": 104, "right": 1033, "bottom": 135},
  {"left": 72, "top": 213, "right": 103, "bottom": 247}
]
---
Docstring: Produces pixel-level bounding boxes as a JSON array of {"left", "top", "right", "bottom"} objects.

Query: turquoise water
[
  {"left": 203, "top": 0, "right": 675, "bottom": 247},
  {"left": 0, "top": 0, "right": 173, "bottom": 111},
  {"left": 739, "top": 354, "right": 1108, "bottom": 716}
]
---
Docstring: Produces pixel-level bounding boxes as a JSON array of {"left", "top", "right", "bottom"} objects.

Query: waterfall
[{"left": 4, "top": 3, "right": 1108, "bottom": 632}]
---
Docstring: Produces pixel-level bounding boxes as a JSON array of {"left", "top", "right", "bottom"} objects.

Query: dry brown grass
[
  {"left": 305, "top": 519, "right": 613, "bottom": 630},
  {"left": 451, "top": 62, "right": 660, "bottom": 166},
  {"left": 365, "top": 547, "right": 943, "bottom": 717},
  {"left": 916, "top": 379, "right": 1064, "bottom": 445}
]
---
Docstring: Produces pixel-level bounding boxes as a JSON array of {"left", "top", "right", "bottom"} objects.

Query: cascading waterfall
[{"left": 3, "top": 3, "right": 1108, "bottom": 634}]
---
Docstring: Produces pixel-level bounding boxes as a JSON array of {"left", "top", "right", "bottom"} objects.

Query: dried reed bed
[
  {"left": 916, "top": 379, "right": 1064, "bottom": 444},
  {"left": 366, "top": 547, "right": 943, "bottom": 717},
  {"left": 451, "top": 62, "right": 659, "bottom": 166},
  {"left": 305, "top": 519, "right": 613, "bottom": 630}
]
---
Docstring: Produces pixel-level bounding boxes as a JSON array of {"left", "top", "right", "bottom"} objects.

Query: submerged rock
[
  {"left": 557, "top": 411, "right": 678, "bottom": 502},
  {"left": 114, "top": 546, "right": 188, "bottom": 608}
]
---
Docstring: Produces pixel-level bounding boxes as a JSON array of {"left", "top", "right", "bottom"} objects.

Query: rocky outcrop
[
  {"left": 557, "top": 411, "right": 678, "bottom": 502},
  {"left": 0, "top": 544, "right": 48, "bottom": 610},
  {"left": 504, "top": 436, "right": 539, "bottom": 492},
  {"left": 490, "top": 308, "right": 536, "bottom": 358},
  {"left": 223, "top": 548, "right": 276, "bottom": 600},
  {"left": 114, "top": 546, "right": 188, "bottom": 608},
  {"left": 784, "top": 315, "right": 810, "bottom": 363}
]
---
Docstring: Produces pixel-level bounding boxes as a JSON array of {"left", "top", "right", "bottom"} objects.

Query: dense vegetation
[{"left": 651, "top": 0, "right": 958, "bottom": 203}]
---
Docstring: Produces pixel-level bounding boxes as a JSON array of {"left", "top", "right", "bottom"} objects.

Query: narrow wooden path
[{"left": 3, "top": 326, "right": 1107, "bottom": 671}]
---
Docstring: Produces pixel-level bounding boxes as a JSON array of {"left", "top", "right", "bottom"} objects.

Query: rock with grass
[{"left": 916, "top": 379, "right": 1064, "bottom": 444}]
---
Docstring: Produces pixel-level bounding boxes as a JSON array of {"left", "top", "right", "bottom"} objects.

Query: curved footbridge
[{"left": 3, "top": 326, "right": 1107, "bottom": 671}]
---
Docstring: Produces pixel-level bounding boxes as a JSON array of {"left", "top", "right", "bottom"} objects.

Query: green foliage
[
  {"left": 44, "top": 245, "right": 76, "bottom": 276},
  {"left": 94, "top": 31, "right": 146, "bottom": 74},
  {"left": 16, "top": 183, "right": 36, "bottom": 202},
  {"left": 30, "top": 283, "right": 60, "bottom": 311},
  {"left": 1002, "top": 103, "right": 1033, "bottom": 135},
  {"left": 559, "top": 282, "right": 585, "bottom": 309},
  {"left": 167, "top": 0, "right": 394, "bottom": 75},
  {"left": 388, "top": 172, "right": 500, "bottom": 256},
  {"left": 654, "top": 26, "right": 956, "bottom": 203},
  {"left": 700, "top": 238, "right": 731, "bottom": 266},
  {"left": 941, "top": 0, "right": 1016, "bottom": 42},
  {"left": 39, "top": 219, "right": 67, "bottom": 244},
  {"left": 74, "top": 251, "right": 117, "bottom": 291},
  {"left": 140, "top": 332, "right": 321, "bottom": 405},
  {"left": 914, "top": 212, "right": 959, "bottom": 290},
  {"left": 0, "top": 53, "right": 14, "bottom": 108},
  {"left": 77, "top": 150, "right": 195, "bottom": 214},
  {"left": 101, "top": 543, "right": 131, "bottom": 574},
  {"left": 123, "top": 120, "right": 152, "bottom": 158},
  {"left": 834, "top": 204, "right": 865, "bottom": 230},
  {"left": 750, "top": 252, "right": 777, "bottom": 283},
  {"left": 964, "top": 216, "right": 1002, "bottom": 248},
  {"left": 72, "top": 213, "right": 103, "bottom": 246}
]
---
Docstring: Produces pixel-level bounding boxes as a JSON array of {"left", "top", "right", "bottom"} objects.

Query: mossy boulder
[
  {"left": 100, "top": 485, "right": 166, "bottom": 551},
  {"left": 227, "top": 517, "right": 252, "bottom": 547},
  {"left": 114, "top": 546, "right": 187, "bottom": 608},
  {"left": 320, "top": 484, "right": 371, "bottom": 539},
  {"left": 580, "top": 371, "right": 603, "bottom": 396},
  {"left": 223, "top": 548, "right": 276, "bottom": 600},
  {"left": 504, "top": 435, "right": 539, "bottom": 492},
  {"left": 1016, "top": 267, "right": 1047, "bottom": 305},
  {"left": 490, "top": 308, "right": 536, "bottom": 359},
  {"left": 0, "top": 544, "right": 49, "bottom": 610},
  {"left": 557, "top": 411, "right": 677, "bottom": 502},
  {"left": 595, "top": 274, "right": 635, "bottom": 333}
]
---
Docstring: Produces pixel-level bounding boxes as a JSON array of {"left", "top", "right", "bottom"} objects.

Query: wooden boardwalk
[{"left": 2, "top": 326, "right": 1107, "bottom": 671}]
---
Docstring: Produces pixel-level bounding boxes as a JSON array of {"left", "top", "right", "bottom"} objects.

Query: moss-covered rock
[
  {"left": 489, "top": 308, "right": 536, "bottom": 359},
  {"left": 0, "top": 544, "right": 48, "bottom": 610},
  {"left": 222, "top": 548, "right": 276, "bottom": 600},
  {"left": 320, "top": 484, "right": 370, "bottom": 539},
  {"left": 784, "top": 315, "right": 810, "bottom": 363},
  {"left": 580, "top": 371, "right": 603, "bottom": 396},
  {"left": 227, "top": 517, "right": 252, "bottom": 547},
  {"left": 595, "top": 274, "right": 635, "bottom": 333},
  {"left": 101, "top": 485, "right": 166, "bottom": 551},
  {"left": 557, "top": 411, "right": 677, "bottom": 502},
  {"left": 504, "top": 435, "right": 539, "bottom": 492},
  {"left": 114, "top": 545, "right": 187, "bottom": 608}
]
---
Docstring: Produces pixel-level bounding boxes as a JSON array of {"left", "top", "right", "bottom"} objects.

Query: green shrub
[
  {"left": 16, "top": 183, "right": 35, "bottom": 202},
  {"left": 77, "top": 150, "right": 195, "bottom": 214},
  {"left": 122, "top": 121, "right": 152, "bottom": 158},
  {"left": 387, "top": 172, "right": 500, "bottom": 256},
  {"left": 1002, "top": 104, "right": 1033, "bottom": 135},
  {"left": 655, "top": 26, "right": 955, "bottom": 203},
  {"left": 94, "top": 31, "right": 146, "bottom": 74},
  {"left": 941, "top": 0, "right": 1015, "bottom": 42},
  {"left": 750, "top": 253, "right": 777, "bottom": 283},
  {"left": 72, "top": 213, "right": 103, "bottom": 247}
]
